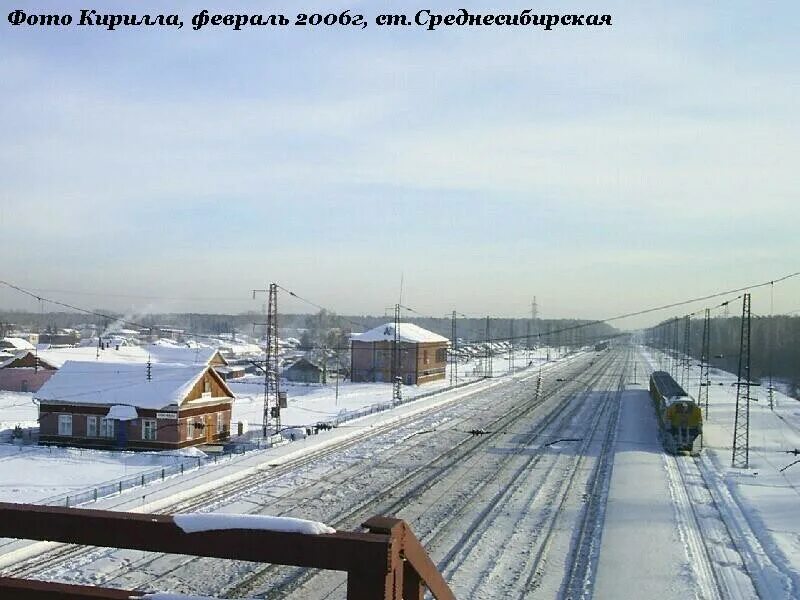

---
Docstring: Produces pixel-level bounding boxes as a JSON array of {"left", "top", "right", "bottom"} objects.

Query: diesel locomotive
[{"left": 649, "top": 371, "right": 702, "bottom": 454}]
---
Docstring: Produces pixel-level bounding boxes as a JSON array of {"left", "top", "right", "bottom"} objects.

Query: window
[
  {"left": 423, "top": 350, "right": 429, "bottom": 365},
  {"left": 100, "top": 418, "right": 115, "bottom": 438},
  {"left": 86, "top": 416, "right": 98, "bottom": 437},
  {"left": 216, "top": 412, "right": 225, "bottom": 435},
  {"left": 142, "top": 419, "right": 157, "bottom": 441},
  {"left": 58, "top": 414, "right": 72, "bottom": 436},
  {"left": 186, "top": 419, "right": 195, "bottom": 439}
]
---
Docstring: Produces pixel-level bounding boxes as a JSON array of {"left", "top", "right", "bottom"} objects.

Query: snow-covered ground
[
  {"left": 0, "top": 348, "right": 558, "bottom": 508},
  {"left": 0, "top": 445, "right": 199, "bottom": 504},
  {"left": 0, "top": 391, "right": 37, "bottom": 432},
  {"left": 230, "top": 348, "right": 554, "bottom": 430},
  {"left": 641, "top": 347, "right": 800, "bottom": 597},
  {"left": 9, "top": 343, "right": 800, "bottom": 599}
]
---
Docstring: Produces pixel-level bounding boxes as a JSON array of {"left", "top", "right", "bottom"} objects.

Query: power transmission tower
[
  {"left": 698, "top": 308, "right": 711, "bottom": 419},
  {"left": 681, "top": 315, "right": 691, "bottom": 389},
  {"left": 508, "top": 320, "right": 514, "bottom": 374},
  {"left": 450, "top": 310, "right": 457, "bottom": 386},
  {"left": 254, "top": 284, "right": 281, "bottom": 437},
  {"left": 392, "top": 303, "right": 402, "bottom": 402},
  {"left": 485, "top": 316, "right": 492, "bottom": 378},
  {"left": 732, "top": 293, "right": 752, "bottom": 469},
  {"left": 671, "top": 317, "right": 679, "bottom": 380}
]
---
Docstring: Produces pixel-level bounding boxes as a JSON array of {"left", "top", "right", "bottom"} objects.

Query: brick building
[{"left": 350, "top": 323, "right": 449, "bottom": 385}]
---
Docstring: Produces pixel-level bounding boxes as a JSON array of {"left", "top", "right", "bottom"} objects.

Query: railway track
[
  {"left": 4, "top": 354, "right": 589, "bottom": 591},
  {"left": 0, "top": 372, "right": 514, "bottom": 580},
  {"left": 231, "top": 350, "right": 626, "bottom": 599},
  {"left": 439, "top": 361, "right": 625, "bottom": 596},
  {"left": 639, "top": 347, "right": 791, "bottom": 600}
]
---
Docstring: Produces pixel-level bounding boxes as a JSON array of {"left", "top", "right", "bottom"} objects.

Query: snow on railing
[{"left": 0, "top": 504, "right": 456, "bottom": 600}]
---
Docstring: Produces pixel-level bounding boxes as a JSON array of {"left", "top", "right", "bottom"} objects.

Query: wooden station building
[{"left": 35, "top": 361, "right": 234, "bottom": 450}]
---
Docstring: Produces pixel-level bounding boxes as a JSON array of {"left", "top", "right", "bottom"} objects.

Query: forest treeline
[{"left": 646, "top": 315, "right": 800, "bottom": 396}]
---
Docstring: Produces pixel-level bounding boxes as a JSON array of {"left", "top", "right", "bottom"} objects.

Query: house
[
  {"left": 350, "top": 323, "right": 449, "bottom": 385},
  {"left": 214, "top": 364, "right": 247, "bottom": 381},
  {"left": 0, "top": 337, "right": 36, "bottom": 352},
  {"left": 284, "top": 357, "right": 324, "bottom": 384},
  {"left": 0, "top": 344, "right": 228, "bottom": 393},
  {"left": 38, "top": 331, "right": 80, "bottom": 346},
  {"left": 36, "top": 361, "right": 234, "bottom": 450}
]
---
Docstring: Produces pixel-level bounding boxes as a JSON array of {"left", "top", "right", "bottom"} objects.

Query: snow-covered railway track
[
  {"left": 232, "top": 352, "right": 626, "bottom": 599},
  {"left": 3, "top": 356, "right": 589, "bottom": 591},
  {"left": 437, "top": 366, "right": 626, "bottom": 599},
  {"left": 558, "top": 369, "right": 625, "bottom": 600},
  {"left": 676, "top": 454, "right": 795, "bottom": 599},
  {"left": 0, "top": 373, "right": 518, "bottom": 580},
  {"left": 666, "top": 452, "right": 756, "bottom": 599}
]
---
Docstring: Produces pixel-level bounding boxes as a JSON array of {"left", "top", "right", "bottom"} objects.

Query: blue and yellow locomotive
[{"left": 649, "top": 371, "right": 702, "bottom": 454}]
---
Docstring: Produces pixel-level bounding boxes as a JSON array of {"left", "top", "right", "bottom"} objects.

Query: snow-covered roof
[
  {"left": 352, "top": 323, "right": 449, "bottom": 344},
  {"left": 35, "top": 361, "right": 229, "bottom": 410},
  {"left": 8, "top": 344, "right": 224, "bottom": 370},
  {"left": 1, "top": 337, "right": 36, "bottom": 351}
]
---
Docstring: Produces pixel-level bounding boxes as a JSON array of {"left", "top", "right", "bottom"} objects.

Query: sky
[{"left": 1, "top": 1, "right": 799, "bottom": 327}]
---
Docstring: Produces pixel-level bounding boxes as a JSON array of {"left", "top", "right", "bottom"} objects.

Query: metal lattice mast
[
  {"left": 508, "top": 320, "right": 514, "bottom": 374},
  {"left": 681, "top": 315, "right": 691, "bottom": 389},
  {"left": 485, "top": 316, "right": 492, "bottom": 378},
  {"left": 671, "top": 317, "right": 679, "bottom": 379},
  {"left": 732, "top": 293, "right": 752, "bottom": 469},
  {"left": 450, "top": 311, "right": 457, "bottom": 386},
  {"left": 392, "top": 303, "right": 402, "bottom": 402},
  {"left": 265, "top": 283, "right": 281, "bottom": 435},
  {"left": 698, "top": 308, "right": 711, "bottom": 419}
]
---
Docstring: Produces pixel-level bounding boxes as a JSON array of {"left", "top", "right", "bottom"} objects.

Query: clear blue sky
[{"left": 2, "top": 1, "right": 798, "bottom": 325}]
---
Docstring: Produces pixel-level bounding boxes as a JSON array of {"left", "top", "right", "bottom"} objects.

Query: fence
[{"left": 0, "top": 503, "right": 456, "bottom": 600}]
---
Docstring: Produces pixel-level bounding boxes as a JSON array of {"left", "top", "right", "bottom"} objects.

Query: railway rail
[
  {"left": 231, "top": 350, "right": 627, "bottom": 599},
  {"left": 3, "top": 352, "right": 592, "bottom": 592}
]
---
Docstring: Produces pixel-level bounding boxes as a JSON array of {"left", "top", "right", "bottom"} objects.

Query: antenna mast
[{"left": 732, "top": 293, "right": 753, "bottom": 468}]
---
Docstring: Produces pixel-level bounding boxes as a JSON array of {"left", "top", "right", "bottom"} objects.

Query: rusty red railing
[{"left": 0, "top": 503, "right": 456, "bottom": 600}]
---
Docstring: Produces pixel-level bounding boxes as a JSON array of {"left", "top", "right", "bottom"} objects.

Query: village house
[
  {"left": 0, "top": 344, "right": 227, "bottom": 393},
  {"left": 284, "top": 357, "right": 324, "bottom": 384},
  {"left": 36, "top": 361, "right": 234, "bottom": 450},
  {"left": 350, "top": 323, "right": 449, "bottom": 385},
  {"left": 0, "top": 337, "right": 36, "bottom": 352}
]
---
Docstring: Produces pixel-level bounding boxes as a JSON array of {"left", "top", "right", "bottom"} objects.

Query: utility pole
[
  {"left": 526, "top": 320, "right": 531, "bottom": 358},
  {"left": 508, "top": 320, "right": 514, "bottom": 375},
  {"left": 485, "top": 316, "right": 492, "bottom": 378},
  {"left": 732, "top": 293, "right": 752, "bottom": 469},
  {"left": 698, "top": 308, "right": 711, "bottom": 419},
  {"left": 450, "top": 311, "right": 457, "bottom": 386},
  {"left": 254, "top": 284, "right": 281, "bottom": 437},
  {"left": 392, "top": 303, "right": 402, "bottom": 402},
  {"left": 671, "top": 317, "right": 679, "bottom": 380},
  {"left": 334, "top": 348, "right": 340, "bottom": 406},
  {"left": 681, "top": 315, "right": 691, "bottom": 390}
]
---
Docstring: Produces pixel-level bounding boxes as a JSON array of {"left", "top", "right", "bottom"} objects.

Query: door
[{"left": 205, "top": 415, "right": 214, "bottom": 443}]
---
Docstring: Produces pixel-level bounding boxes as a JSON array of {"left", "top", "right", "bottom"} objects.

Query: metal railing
[{"left": 0, "top": 503, "right": 456, "bottom": 600}]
